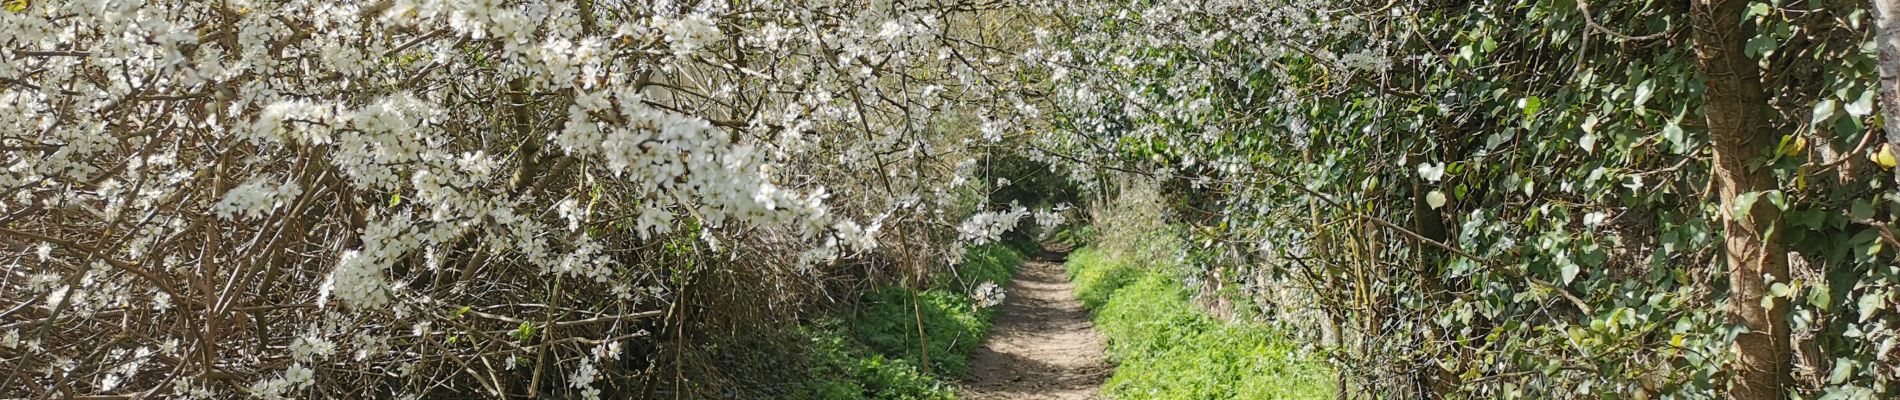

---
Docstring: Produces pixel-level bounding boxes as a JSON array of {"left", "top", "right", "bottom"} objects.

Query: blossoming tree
[{"left": 0, "top": 0, "right": 1055, "bottom": 397}]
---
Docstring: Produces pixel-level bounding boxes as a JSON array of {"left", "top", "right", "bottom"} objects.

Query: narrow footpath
[{"left": 962, "top": 251, "right": 1111, "bottom": 400}]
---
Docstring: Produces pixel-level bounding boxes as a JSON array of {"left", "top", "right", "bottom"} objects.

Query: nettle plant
[
  {"left": 1036, "top": 0, "right": 1899, "bottom": 398},
  {"left": 0, "top": 0, "right": 1056, "bottom": 398}
]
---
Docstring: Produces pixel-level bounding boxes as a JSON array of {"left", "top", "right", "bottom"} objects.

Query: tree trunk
[
  {"left": 1689, "top": 1, "right": 1792, "bottom": 399},
  {"left": 1875, "top": 0, "right": 1900, "bottom": 171},
  {"left": 1304, "top": 148, "right": 1351, "bottom": 399}
]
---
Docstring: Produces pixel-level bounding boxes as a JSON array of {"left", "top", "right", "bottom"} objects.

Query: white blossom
[
  {"left": 958, "top": 206, "right": 1029, "bottom": 246},
  {"left": 290, "top": 335, "right": 336, "bottom": 363},
  {"left": 322, "top": 250, "right": 390, "bottom": 310},
  {"left": 662, "top": 13, "right": 724, "bottom": 57},
  {"left": 212, "top": 179, "right": 302, "bottom": 220},
  {"left": 972, "top": 281, "right": 1005, "bottom": 308}
]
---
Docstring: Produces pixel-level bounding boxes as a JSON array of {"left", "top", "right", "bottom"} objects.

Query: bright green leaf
[{"left": 1809, "top": 281, "right": 1832, "bottom": 311}]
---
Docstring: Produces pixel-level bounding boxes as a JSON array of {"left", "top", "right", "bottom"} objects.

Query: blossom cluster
[{"left": 959, "top": 206, "right": 1031, "bottom": 245}]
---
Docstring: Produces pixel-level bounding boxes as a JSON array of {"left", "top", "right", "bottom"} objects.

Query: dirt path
[{"left": 962, "top": 253, "right": 1110, "bottom": 400}]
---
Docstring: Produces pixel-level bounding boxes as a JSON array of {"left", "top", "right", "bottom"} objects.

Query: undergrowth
[
  {"left": 789, "top": 320, "right": 957, "bottom": 400},
  {"left": 1067, "top": 246, "right": 1333, "bottom": 399},
  {"left": 851, "top": 245, "right": 1022, "bottom": 378},
  {"left": 791, "top": 244, "right": 1024, "bottom": 398}
]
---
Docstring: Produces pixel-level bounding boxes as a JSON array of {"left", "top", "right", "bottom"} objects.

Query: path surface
[{"left": 962, "top": 252, "right": 1110, "bottom": 400}]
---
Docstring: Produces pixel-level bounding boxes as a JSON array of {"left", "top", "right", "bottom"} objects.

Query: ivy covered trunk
[
  {"left": 1691, "top": 0, "right": 1793, "bottom": 398},
  {"left": 1877, "top": 0, "right": 1900, "bottom": 164}
]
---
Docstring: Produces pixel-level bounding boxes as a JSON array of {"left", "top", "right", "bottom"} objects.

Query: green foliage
[
  {"left": 1047, "top": 224, "right": 1097, "bottom": 248},
  {"left": 850, "top": 288, "right": 990, "bottom": 378},
  {"left": 1067, "top": 247, "right": 1334, "bottom": 399},
  {"left": 792, "top": 244, "right": 1023, "bottom": 397},
  {"left": 789, "top": 321, "right": 957, "bottom": 400},
  {"left": 850, "top": 245, "right": 1022, "bottom": 378},
  {"left": 1065, "top": 247, "right": 1138, "bottom": 310},
  {"left": 1044, "top": 0, "right": 1900, "bottom": 395}
]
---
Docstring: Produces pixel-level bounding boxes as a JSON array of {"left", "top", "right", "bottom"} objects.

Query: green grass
[
  {"left": 1067, "top": 247, "right": 1139, "bottom": 310},
  {"left": 792, "top": 244, "right": 1024, "bottom": 398},
  {"left": 1066, "top": 247, "right": 1334, "bottom": 399}
]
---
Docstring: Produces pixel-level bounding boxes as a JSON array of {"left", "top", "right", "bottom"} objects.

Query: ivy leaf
[
  {"left": 1633, "top": 80, "right": 1655, "bottom": 110},
  {"left": 1744, "top": 34, "right": 1777, "bottom": 59},
  {"left": 1858, "top": 290, "right": 1885, "bottom": 323},
  {"left": 1485, "top": 131, "right": 1509, "bottom": 150},
  {"left": 1777, "top": 134, "right": 1808, "bottom": 157},
  {"left": 1851, "top": 199, "right": 1875, "bottom": 221},
  {"left": 1745, "top": 2, "right": 1772, "bottom": 17},
  {"left": 1732, "top": 191, "right": 1762, "bottom": 220},
  {"left": 1791, "top": 208, "right": 1826, "bottom": 229},
  {"left": 1662, "top": 117, "right": 1687, "bottom": 153},
  {"left": 1579, "top": 115, "right": 1600, "bottom": 153},
  {"left": 1829, "top": 358, "right": 1857, "bottom": 385},
  {"left": 1770, "top": 282, "right": 1792, "bottom": 298},
  {"left": 1845, "top": 89, "right": 1876, "bottom": 117},
  {"left": 1809, "top": 281, "right": 1832, "bottom": 311},
  {"left": 1427, "top": 190, "right": 1447, "bottom": 209},
  {"left": 1763, "top": 190, "right": 1788, "bottom": 211},
  {"left": 1517, "top": 96, "right": 1542, "bottom": 116},
  {"left": 1812, "top": 99, "right": 1839, "bottom": 126},
  {"left": 1560, "top": 262, "right": 1580, "bottom": 285}
]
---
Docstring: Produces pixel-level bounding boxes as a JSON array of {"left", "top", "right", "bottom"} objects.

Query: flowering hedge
[{"left": 0, "top": 0, "right": 1058, "bottom": 398}]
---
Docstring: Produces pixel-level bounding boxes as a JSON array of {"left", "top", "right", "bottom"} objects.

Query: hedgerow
[{"left": 1034, "top": 0, "right": 1900, "bottom": 397}]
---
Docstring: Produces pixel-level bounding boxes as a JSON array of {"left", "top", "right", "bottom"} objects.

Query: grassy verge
[
  {"left": 790, "top": 244, "right": 1025, "bottom": 399},
  {"left": 1066, "top": 247, "right": 1333, "bottom": 399}
]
